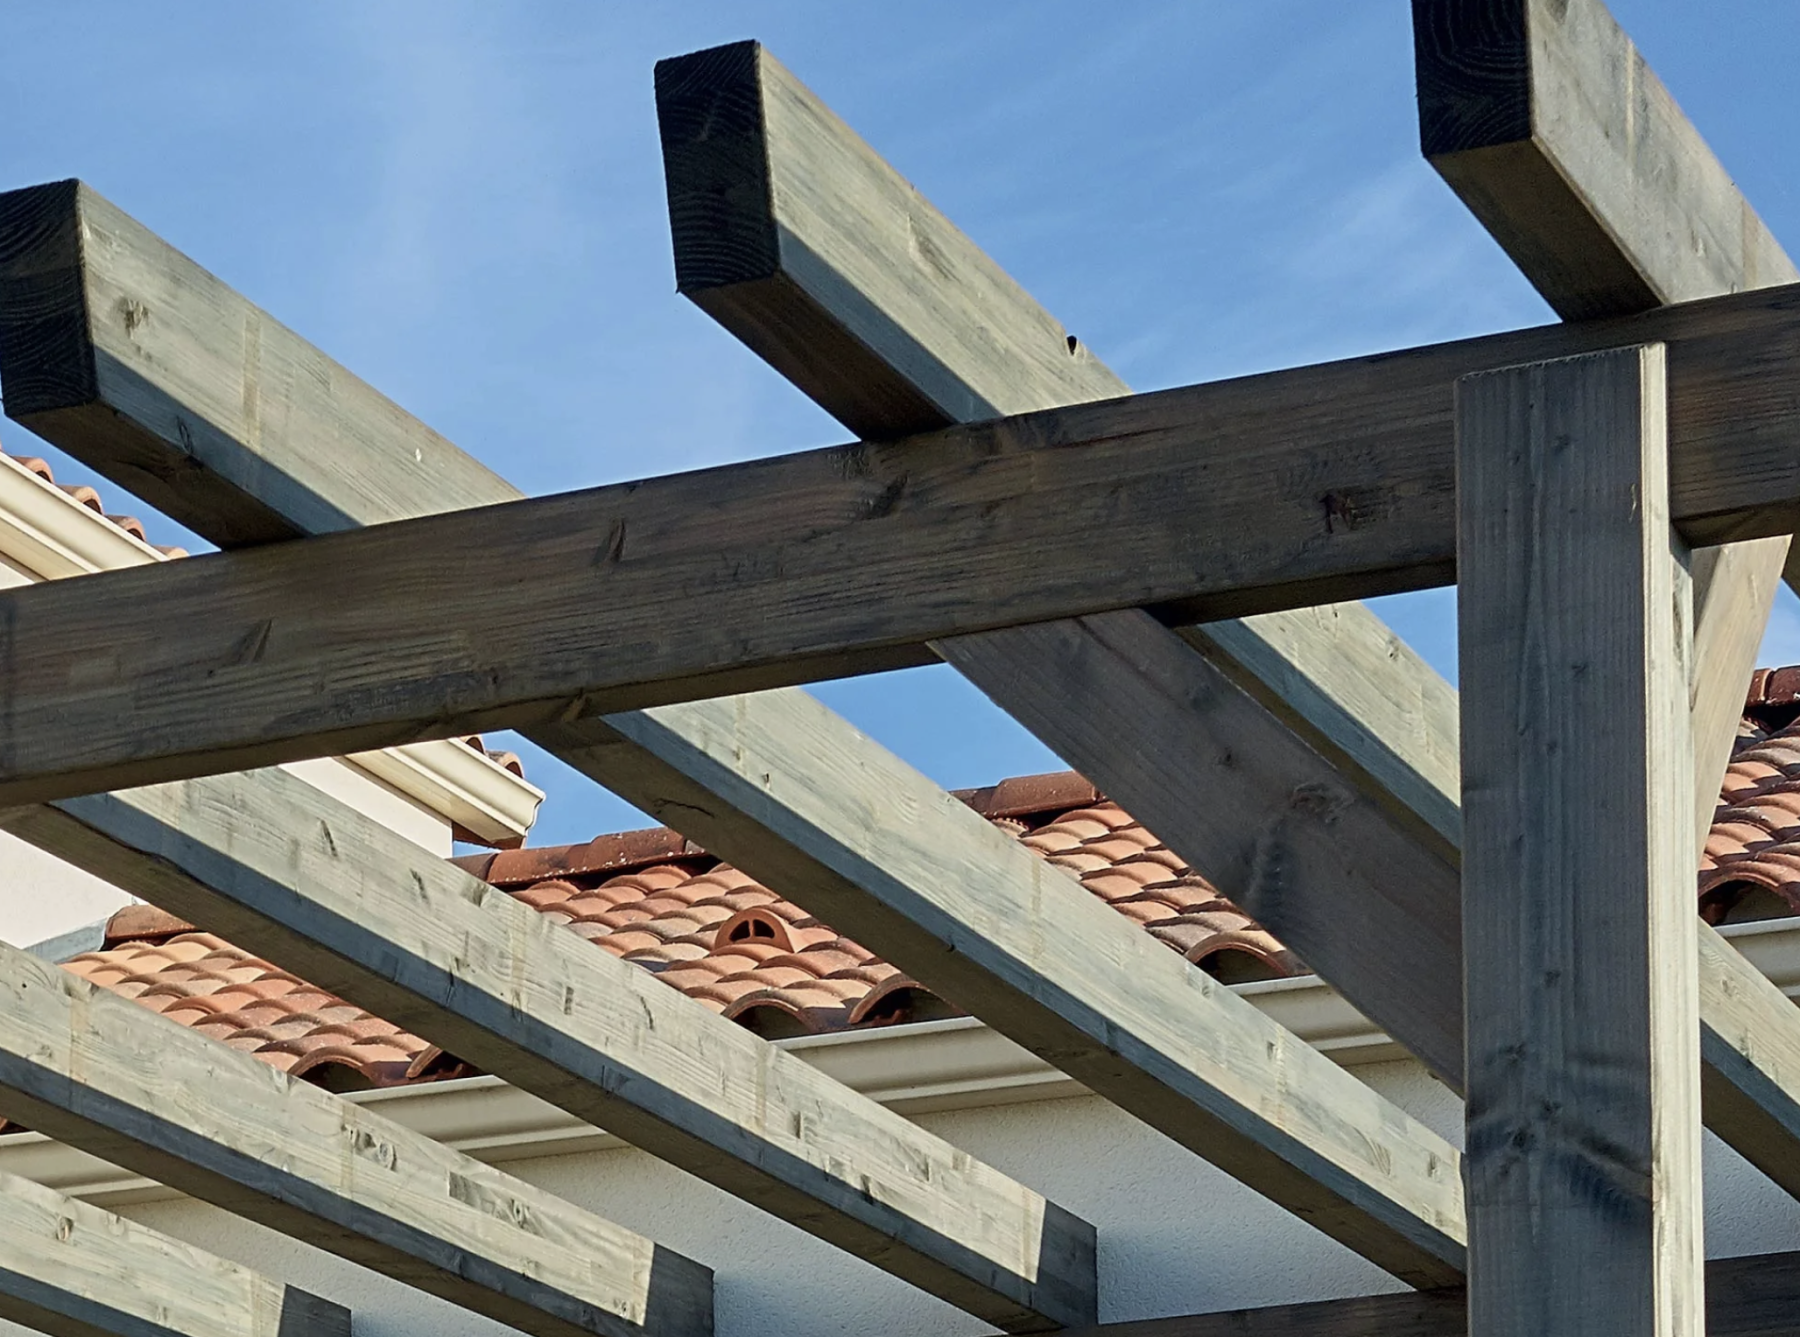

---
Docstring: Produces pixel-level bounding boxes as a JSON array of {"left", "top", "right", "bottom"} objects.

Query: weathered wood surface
[
  {"left": 659, "top": 35, "right": 1461, "bottom": 965},
  {"left": 1414, "top": 0, "right": 1797, "bottom": 322},
  {"left": 938, "top": 611, "right": 1464, "bottom": 1084},
  {"left": 655, "top": 40, "right": 1127, "bottom": 437},
  {"left": 1411, "top": 1, "right": 1800, "bottom": 1223},
  {"left": 0, "top": 771, "right": 1096, "bottom": 1334},
  {"left": 0, "top": 937, "right": 712, "bottom": 1337},
  {"left": 0, "top": 185, "right": 1472, "bottom": 1291},
  {"left": 0, "top": 1169, "right": 351, "bottom": 1337},
  {"left": 0, "top": 185, "right": 1468, "bottom": 1288},
  {"left": 1457, "top": 345, "right": 1701, "bottom": 1336},
  {"left": 541, "top": 697, "right": 1467, "bottom": 1286},
  {"left": 3, "top": 752, "right": 1460, "bottom": 1293},
  {"left": 1, "top": 268, "right": 1800, "bottom": 802},
  {"left": 0, "top": 181, "right": 512, "bottom": 545},
  {"left": 1414, "top": 0, "right": 1796, "bottom": 794},
  {"left": 964, "top": 1247, "right": 1800, "bottom": 1337}
]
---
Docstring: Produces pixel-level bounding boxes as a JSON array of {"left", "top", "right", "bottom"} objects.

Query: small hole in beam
[{"left": 1066, "top": 335, "right": 1079, "bottom": 354}]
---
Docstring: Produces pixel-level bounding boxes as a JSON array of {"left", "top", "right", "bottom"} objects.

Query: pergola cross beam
[
  {"left": 0, "top": 178, "right": 1471, "bottom": 1292},
  {"left": 0, "top": 267, "right": 1795, "bottom": 803},
  {"left": 0, "top": 1, "right": 1791, "bottom": 1330}
]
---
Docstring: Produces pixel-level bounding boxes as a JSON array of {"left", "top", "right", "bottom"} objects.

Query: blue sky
[{"left": 1, "top": 3, "right": 1796, "bottom": 847}]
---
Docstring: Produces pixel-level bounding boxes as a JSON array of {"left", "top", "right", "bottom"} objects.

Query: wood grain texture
[
  {"left": 656, "top": 40, "right": 1467, "bottom": 1070},
  {"left": 1413, "top": 0, "right": 1796, "bottom": 795},
  {"left": 0, "top": 747, "right": 1457, "bottom": 1292},
  {"left": 0, "top": 1169, "right": 350, "bottom": 1337},
  {"left": 0, "top": 769, "right": 1096, "bottom": 1334},
  {"left": 1414, "top": 1, "right": 1800, "bottom": 1225},
  {"left": 0, "top": 181, "right": 515, "bottom": 545},
  {"left": 3, "top": 276, "right": 1800, "bottom": 802},
  {"left": 655, "top": 43, "right": 1125, "bottom": 439},
  {"left": 1413, "top": 0, "right": 1797, "bottom": 321},
  {"left": 534, "top": 692, "right": 1467, "bottom": 1288},
  {"left": 937, "top": 611, "right": 1465, "bottom": 1086},
  {"left": 1457, "top": 345, "right": 1701, "bottom": 1337},
  {"left": 0, "top": 937, "right": 712, "bottom": 1337},
  {"left": 0, "top": 185, "right": 1100, "bottom": 1331},
  {"left": 937, "top": 1246, "right": 1800, "bottom": 1337}
]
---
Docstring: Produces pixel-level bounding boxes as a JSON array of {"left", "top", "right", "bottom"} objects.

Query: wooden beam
[
  {"left": 0, "top": 184, "right": 1467, "bottom": 1289},
  {"left": 654, "top": 41, "right": 1471, "bottom": 1075},
  {"left": 1413, "top": 2, "right": 1800, "bottom": 1216},
  {"left": 1414, "top": 0, "right": 1797, "bottom": 322},
  {"left": 1414, "top": 0, "right": 1797, "bottom": 780},
  {"left": 654, "top": 40, "right": 1129, "bottom": 438},
  {"left": 0, "top": 273, "right": 1799, "bottom": 802},
  {"left": 659, "top": 37, "right": 1800, "bottom": 1213},
  {"left": 0, "top": 1169, "right": 351, "bottom": 1337},
  {"left": 4, "top": 761, "right": 1465, "bottom": 1292},
  {"left": 938, "top": 611, "right": 1464, "bottom": 1084},
  {"left": 1457, "top": 344, "right": 1701, "bottom": 1334},
  {"left": 0, "top": 937, "right": 712, "bottom": 1337},
  {"left": 0, "top": 770, "right": 1099, "bottom": 1334},
  {"left": 655, "top": 39, "right": 1466, "bottom": 869},
  {"left": 531, "top": 698, "right": 1467, "bottom": 1285},
  {"left": 940, "top": 1247, "right": 1800, "bottom": 1337}
]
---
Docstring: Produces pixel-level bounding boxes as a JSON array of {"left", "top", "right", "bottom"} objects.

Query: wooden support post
[
  {"left": 1, "top": 769, "right": 1099, "bottom": 1334},
  {"left": 1457, "top": 344, "right": 1700, "bottom": 1335},
  {"left": 0, "top": 936, "right": 713, "bottom": 1337},
  {"left": 0, "top": 183, "right": 1469, "bottom": 1289},
  {"left": 0, "top": 1170, "right": 350, "bottom": 1337}
]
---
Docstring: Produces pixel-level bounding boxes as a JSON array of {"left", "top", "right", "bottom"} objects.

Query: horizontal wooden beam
[
  {"left": 0, "top": 257, "right": 1799, "bottom": 801},
  {"left": 654, "top": 40, "right": 1129, "bottom": 438},
  {"left": 0, "top": 768, "right": 1097, "bottom": 1334},
  {"left": 941, "top": 603, "right": 1800, "bottom": 1208},
  {"left": 1414, "top": 0, "right": 1797, "bottom": 322},
  {"left": 0, "top": 1169, "right": 350, "bottom": 1337},
  {"left": 0, "top": 936, "right": 712, "bottom": 1337},
  {"left": 0, "top": 181, "right": 1465, "bottom": 1288},
  {"left": 979, "top": 1246, "right": 1800, "bottom": 1337}
]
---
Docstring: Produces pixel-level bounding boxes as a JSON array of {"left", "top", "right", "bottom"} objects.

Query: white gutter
[
  {"left": 0, "top": 451, "right": 544, "bottom": 847},
  {"left": 20, "top": 915, "right": 1796, "bottom": 1206}
]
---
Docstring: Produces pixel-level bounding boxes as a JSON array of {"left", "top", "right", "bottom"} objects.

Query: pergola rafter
[
  {"left": 0, "top": 935, "right": 712, "bottom": 1337},
  {"left": 0, "top": 1169, "right": 350, "bottom": 1337},
  {"left": 0, "top": 0, "right": 1790, "bottom": 1334}
]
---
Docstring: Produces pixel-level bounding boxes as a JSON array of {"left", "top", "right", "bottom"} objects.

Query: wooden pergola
[{"left": 0, "top": 1, "right": 1795, "bottom": 1334}]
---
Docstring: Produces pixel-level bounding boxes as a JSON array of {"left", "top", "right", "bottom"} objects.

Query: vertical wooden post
[{"left": 1457, "top": 343, "right": 1700, "bottom": 1337}]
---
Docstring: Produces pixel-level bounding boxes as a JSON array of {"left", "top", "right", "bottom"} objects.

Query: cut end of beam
[{"left": 0, "top": 179, "right": 101, "bottom": 417}]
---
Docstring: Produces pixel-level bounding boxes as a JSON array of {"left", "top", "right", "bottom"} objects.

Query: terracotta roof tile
[
  {"left": 29, "top": 667, "right": 1800, "bottom": 1101},
  {"left": 5, "top": 453, "right": 188, "bottom": 559}
]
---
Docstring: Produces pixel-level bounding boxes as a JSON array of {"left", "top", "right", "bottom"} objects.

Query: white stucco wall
[
  {"left": 0, "top": 828, "right": 135, "bottom": 951},
  {"left": 8, "top": 1057, "right": 1797, "bottom": 1337}
]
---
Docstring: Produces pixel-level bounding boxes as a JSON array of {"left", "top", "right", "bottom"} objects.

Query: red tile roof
[
  {"left": 25, "top": 677, "right": 1800, "bottom": 1100},
  {"left": 5, "top": 452, "right": 187, "bottom": 558}
]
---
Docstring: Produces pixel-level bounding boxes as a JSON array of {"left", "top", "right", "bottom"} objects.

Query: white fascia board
[
  {"left": 0, "top": 968, "right": 1411, "bottom": 1204},
  {"left": 0, "top": 452, "right": 542, "bottom": 846},
  {"left": 17, "top": 918, "right": 1793, "bottom": 1205}
]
